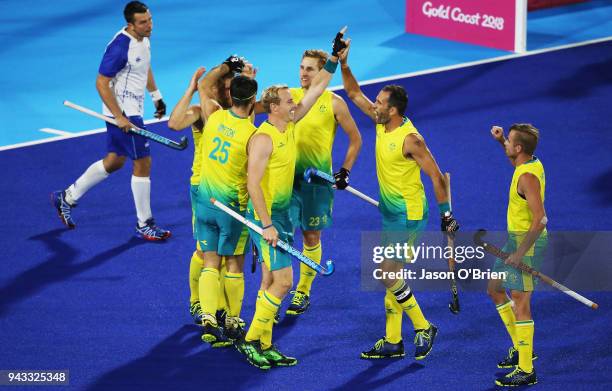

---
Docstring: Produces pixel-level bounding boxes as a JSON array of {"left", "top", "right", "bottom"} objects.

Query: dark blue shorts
[{"left": 106, "top": 115, "right": 150, "bottom": 160}]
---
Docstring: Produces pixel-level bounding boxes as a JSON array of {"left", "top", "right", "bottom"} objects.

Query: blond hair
[
  {"left": 510, "top": 123, "right": 539, "bottom": 155},
  {"left": 302, "top": 49, "right": 328, "bottom": 70},
  {"left": 261, "top": 84, "right": 289, "bottom": 113}
]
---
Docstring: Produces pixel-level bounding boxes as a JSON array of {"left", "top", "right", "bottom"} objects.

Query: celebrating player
[
  {"left": 339, "top": 42, "right": 458, "bottom": 360},
  {"left": 285, "top": 48, "right": 362, "bottom": 317},
  {"left": 234, "top": 35, "right": 346, "bottom": 370},
  {"left": 52, "top": 1, "right": 169, "bottom": 241},
  {"left": 488, "top": 124, "right": 547, "bottom": 387}
]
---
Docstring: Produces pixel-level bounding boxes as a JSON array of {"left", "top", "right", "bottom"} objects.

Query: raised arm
[
  {"left": 490, "top": 125, "right": 514, "bottom": 166},
  {"left": 198, "top": 55, "right": 246, "bottom": 121},
  {"left": 168, "top": 67, "right": 206, "bottom": 131},
  {"left": 247, "top": 134, "right": 278, "bottom": 246},
  {"left": 292, "top": 54, "right": 340, "bottom": 122},
  {"left": 339, "top": 42, "right": 376, "bottom": 121}
]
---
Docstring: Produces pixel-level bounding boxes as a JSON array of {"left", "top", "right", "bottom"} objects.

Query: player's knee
[
  {"left": 278, "top": 275, "right": 293, "bottom": 294},
  {"left": 133, "top": 157, "right": 151, "bottom": 176},
  {"left": 103, "top": 154, "right": 126, "bottom": 173},
  {"left": 303, "top": 230, "right": 321, "bottom": 247}
]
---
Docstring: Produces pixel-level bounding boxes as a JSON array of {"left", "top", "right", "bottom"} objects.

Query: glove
[
  {"left": 153, "top": 98, "right": 166, "bottom": 118},
  {"left": 331, "top": 31, "right": 347, "bottom": 57},
  {"left": 333, "top": 167, "right": 350, "bottom": 190},
  {"left": 223, "top": 54, "right": 245, "bottom": 74},
  {"left": 441, "top": 211, "right": 459, "bottom": 235}
]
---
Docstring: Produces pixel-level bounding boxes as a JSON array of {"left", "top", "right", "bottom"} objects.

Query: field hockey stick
[
  {"left": 304, "top": 167, "right": 379, "bottom": 207},
  {"left": 64, "top": 100, "right": 188, "bottom": 151},
  {"left": 445, "top": 172, "right": 460, "bottom": 314},
  {"left": 474, "top": 229, "right": 598, "bottom": 309},
  {"left": 210, "top": 198, "right": 334, "bottom": 276}
]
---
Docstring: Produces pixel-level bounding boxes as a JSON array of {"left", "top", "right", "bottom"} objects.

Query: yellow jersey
[
  {"left": 507, "top": 157, "right": 546, "bottom": 234},
  {"left": 290, "top": 88, "right": 336, "bottom": 175},
  {"left": 249, "top": 121, "right": 297, "bottom": 218},
  {"left": 198, "top": 109, "right": 257, "bottom": 209},
  {"left": 190, "top": 123, "right": 203, "bottom": 186},
  {"left": 375, "top": 117, "right": 427, "bottom": 220}
]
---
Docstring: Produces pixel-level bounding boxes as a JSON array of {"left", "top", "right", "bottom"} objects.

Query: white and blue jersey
[
  {"left": 99, "top": 28, "right": 150, "bottom": 117},
  {"left": 98, "top": 28, "right": 152, "bottom": 160}
]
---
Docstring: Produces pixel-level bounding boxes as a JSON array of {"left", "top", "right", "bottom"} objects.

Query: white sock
[
  {"left": 65, "top": 160, "right": 109, "bottom": 204},
  {"left": 131, "top": 175, "right": 152, "bottom": 226}
]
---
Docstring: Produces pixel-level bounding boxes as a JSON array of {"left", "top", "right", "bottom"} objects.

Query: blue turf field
[{"left": 1, "top": 35, "right": 611, "bottom": 389}]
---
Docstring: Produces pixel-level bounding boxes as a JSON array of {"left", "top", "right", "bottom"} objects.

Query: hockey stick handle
[
  {"left": 445, "top": 172, "right": 460, "bottom": 314},
  {"left": 63, "top": 100, "right": 187, "bottom": 150},
  {"left": 474, "top": 230, "right": 598, "bottom": 309},
  {"left": 210, "top": 198, "right": 334, "bottom": 276},
  {"left": 304, "top": 167, "right": 379, "bottom": 207}
]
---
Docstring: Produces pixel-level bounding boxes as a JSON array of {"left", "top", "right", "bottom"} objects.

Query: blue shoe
[
  {"left": 51, "top": 190, "right": 76, "bottom": 229},
  {"left": 286, "top": 291, "right": 310, "bottom": 316},
  {"left": 361, "top": 338, "right": 405, "bottom": 359},
  {"left": 189, "top": 301, "right": 203, "bottom": 324},
  {"left": 414, "top": 322, "right": 438, "bottom": 360},
  {"left": 495, "top": 367, "right": 537, "bottom": 387},
  {"left": 201, "top": 317, "right": 232, "bottom": 348},
  {"left": 135, "top": 218, "right": 171, "bottom": 241}
]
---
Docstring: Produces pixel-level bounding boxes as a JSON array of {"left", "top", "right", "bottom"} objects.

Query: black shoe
[
  {"left": 414, "top": 322, "right": 438, "bottom": 360},
  {"left": 224, "top": 316, "right": 246, "bottom": 340},
  {"left": 361, "top": 338, "right": 405, "bottom": 359},
  {"left": 495, "top": 367, "right": 537, "bottom": 387},
  {"left": 201, "top": 319, "right": 232, "bottom": 348},
  {"left": 262, "top": 344, "right": 298, "bottom": 367},
  {"left": 498, "top": 347, "right": 538, "bottom": 369},
  {"left": 286, "top": 290, "right": 310, "bottom": 316}
]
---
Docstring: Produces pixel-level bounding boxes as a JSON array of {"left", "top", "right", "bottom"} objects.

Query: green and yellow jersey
[
  {"left": 190, "top": 123, "right": 204, "bottom": 186},
  {"left": 507, "top": 157, "right": 546, "bottom": 235},
  {"left": 198, "top": 109, "right": 257, "bottom": 209},
  {"left": 375, "top": 117, "right": 427, "bottom": 221},
  {"left": 290, "top": 88, "right": 336, "bottom": 176},
  {"left": 249, "top": 121, "right": 297, "bottom": 218}
]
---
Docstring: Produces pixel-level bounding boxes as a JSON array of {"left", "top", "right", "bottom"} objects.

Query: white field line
[{"left": 2, "top": 35, "right": 611, "bottom": 152}]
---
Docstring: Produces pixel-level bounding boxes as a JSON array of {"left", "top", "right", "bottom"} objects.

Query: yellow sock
[
  {"left": 516, "top": 320, "right": 534, "bottom": 372},
  {"left": 218, "top": 259, "right": 228, "bottom": 312},
  {"left": 255, "top": 289, "right": 274, "bottom": 349},
  {"left": 296, "top": 243, "right": 322, "bottom": 295},
  {"left": 224, "top": 272, "right": 244, "bottom": 317},
  {"left": 385, "top": 290, "right": 403, "bottom": 344},
  {"left": 199, "top": 267, "right": 219, "bottom": 319},
  {"left": 245, "top": 290, "right": 281, "bottom": 343},
  {"left": 496, "top": 301, "right": 518, "bottom": 348},
  {"left": 389, "top": 280, "right": 429, "bottom": 330},
  {"left": 189, "top": 251, "right": 203, "bottom": 304}
]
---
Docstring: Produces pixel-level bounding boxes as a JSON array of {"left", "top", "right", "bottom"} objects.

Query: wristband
[
  {"left": 149, "top": 89, "right": 163, "bottom": 101},
  {"left": 323, "top": 59, "right": 338, "bottom": 74},
  {"left": 438, "top": 202, "right": 451, "bottom": 215},
  {"left": 262, "top": 224, "right": 274, "bottom": 230}
]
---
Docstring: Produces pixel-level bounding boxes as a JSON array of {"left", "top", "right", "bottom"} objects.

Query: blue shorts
[
  {"left": 106, "top": 115, "right": 150, "bottom": 160},
  {"left": 289, "top": 177, "right": 334, "bottom": 232},
  {"left": 247, "top": 208, "right": 294, "bottom": 272},
  {"left": 194, "top": 198, "right": 249, "bottom": 256}
]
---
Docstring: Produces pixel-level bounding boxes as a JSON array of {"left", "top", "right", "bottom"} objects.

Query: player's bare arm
[
  {"left": 339, "top": 41, "right": 376, "bottom": 121},
  {"left": 96, "top": 73, "right": 133, "bottom": 131},
  {"left": 247, "top": 134, "right": 278, "bottom": 247},
  {"left": 404, "top": 133, "right": 448, "bottom": 204},
  {"left": 332, "top": 93, "right": 362, "bottom": 171},
  {"left": 147, "top": 67, "right": 166, "bottom": 119},
  {"left": 168, "top": 67, "right": 206, "bottom": 131}
]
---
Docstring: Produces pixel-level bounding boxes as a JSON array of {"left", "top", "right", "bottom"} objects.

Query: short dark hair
[
  {"left": 509, "top": 123, "right": 539, "bottom": 155},
  {"left": 230, "top": 76, "right": 258, "bottom": 108},
  {"left": 124, "top": 1, "right": 148, "bottom": 24},
  {"left": 382, "top": 85, "right": 408, "bottom": 115}
]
